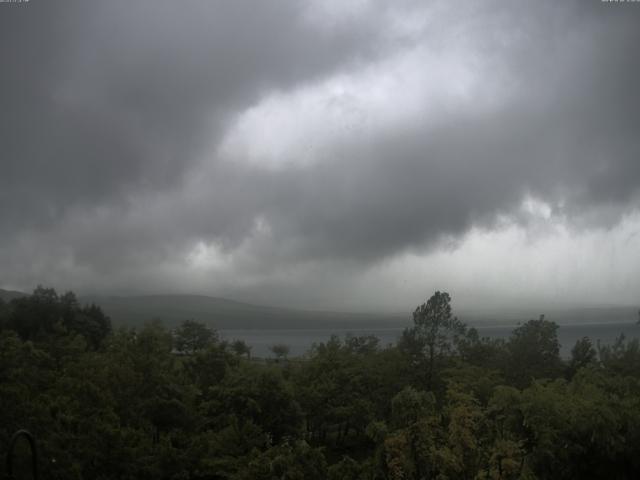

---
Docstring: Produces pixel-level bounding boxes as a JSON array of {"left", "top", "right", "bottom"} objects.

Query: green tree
[
  {"left": 598, "top": 334, "right": 640, "bottom": 378},
  {"left": 203, "top": 364, "right": 303, "bottom": 443},
  {"left": 402, "top": 291, "right": 466, "bottom": 390},
  {"left": 294, "top": 335, "right": 398, "bottom": 447},
  {"left": 507, "top": 316, "right": 562, "bottom": 387},
  {"left": 4, "top": 287, "right": 111, "bottom": 349},
  {"left": 232, "top": 339, "right": 252, "bottom": 359},
  {"left": 0, "top": 297, "right": 9, "bottom": 330},
  {"left": 457, "top": 327, "right": 509, "bottom": 372},
  {"left": 327, "top": 456, "right": 364, "bottom": 480},
  {"left": 270, "top": 343, "right": 291, "bottom": 362},
  {"left": 7, "top": 285, "right": 60, "bottom": 340},
  {"left": 173, "top": 319, "right": 217, "bottom": 354},
  {"left": 385, "top": 386, "right": 442, "bottom": 480},
  {"left": 60, "top": 292, "right": 112, "bottom": 349},
  {"left": 567, "top": 336, "right": 597, "bottom": 379},
  {"left": 184, "top": 342, "right": 238, "bottom": 390},
  {"left": 234, "top": 440, "right": 328, "bottom": 480}
]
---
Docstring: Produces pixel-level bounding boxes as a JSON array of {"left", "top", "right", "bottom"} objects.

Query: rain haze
[
  {"left": 2, "top": 0, "right": 640, "bottom": 314},
  {"left": 6, "top": 4, "right": 640, "bottom": 476}
]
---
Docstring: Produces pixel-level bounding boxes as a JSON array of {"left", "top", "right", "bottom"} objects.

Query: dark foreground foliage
[{"left": 2, "top": 288, "right": 640, "bottom": 479}]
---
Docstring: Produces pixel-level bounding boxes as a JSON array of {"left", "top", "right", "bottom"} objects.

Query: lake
[{"left": 220, "top": 322, "right": 640, "bottom": 358}]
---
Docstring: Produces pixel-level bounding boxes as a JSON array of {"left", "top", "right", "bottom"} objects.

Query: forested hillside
[{"left": 2, "top": 288, "right": 640, "bottom": 479}]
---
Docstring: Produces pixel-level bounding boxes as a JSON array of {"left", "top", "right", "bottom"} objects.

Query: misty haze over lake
[{"left": 221, "top": 322, "right": 640, "bottom": 358}]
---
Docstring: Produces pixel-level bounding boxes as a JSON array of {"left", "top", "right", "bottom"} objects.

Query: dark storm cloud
[
  {"left": 1, "top": 0, "right": 640, "bottom": 298},
  {"left": 191, "top": 1, "right": 640, "bottom": 265},
  {"left": 269, "top": 2, "right": 640, "bottom": 261},
  {"left": 0, "top": 0, "right": 381, "bottom": 231}
]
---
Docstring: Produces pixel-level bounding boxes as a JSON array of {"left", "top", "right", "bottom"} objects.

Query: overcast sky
[{"left": 1, "top": 0, "right": 639, "bottom": 312}]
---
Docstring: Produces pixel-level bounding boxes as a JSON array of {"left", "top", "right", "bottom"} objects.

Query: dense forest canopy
[{"left": 2, "top": 287, "right": 640, "bottom": 479}]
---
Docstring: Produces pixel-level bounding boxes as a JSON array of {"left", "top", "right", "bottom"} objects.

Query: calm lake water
[{"left": 220, "top": 322, "right": 640, "bottom": 358}]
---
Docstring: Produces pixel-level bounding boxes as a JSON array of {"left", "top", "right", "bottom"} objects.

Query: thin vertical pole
[{"left": 6, "top": 430, "right": 38, "bottom": 480}]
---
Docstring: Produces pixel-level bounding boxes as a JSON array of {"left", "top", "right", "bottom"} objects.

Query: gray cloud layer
[{"left": 1, "top": 0, "right": 639, "bottom": 307}]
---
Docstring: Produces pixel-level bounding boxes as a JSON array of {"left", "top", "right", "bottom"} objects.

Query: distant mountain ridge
[
  {"left": 0, "top": 288, "right": 27, "bottom": 302},
  {"left": 2, "top": 288, "right": 638, "bottom": 330},
  {"left": 80, "top": 294, "right": 640, "bottom": 330},
  {"left": 79, "top": 294, "right": 406, "bottom": 330}
]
